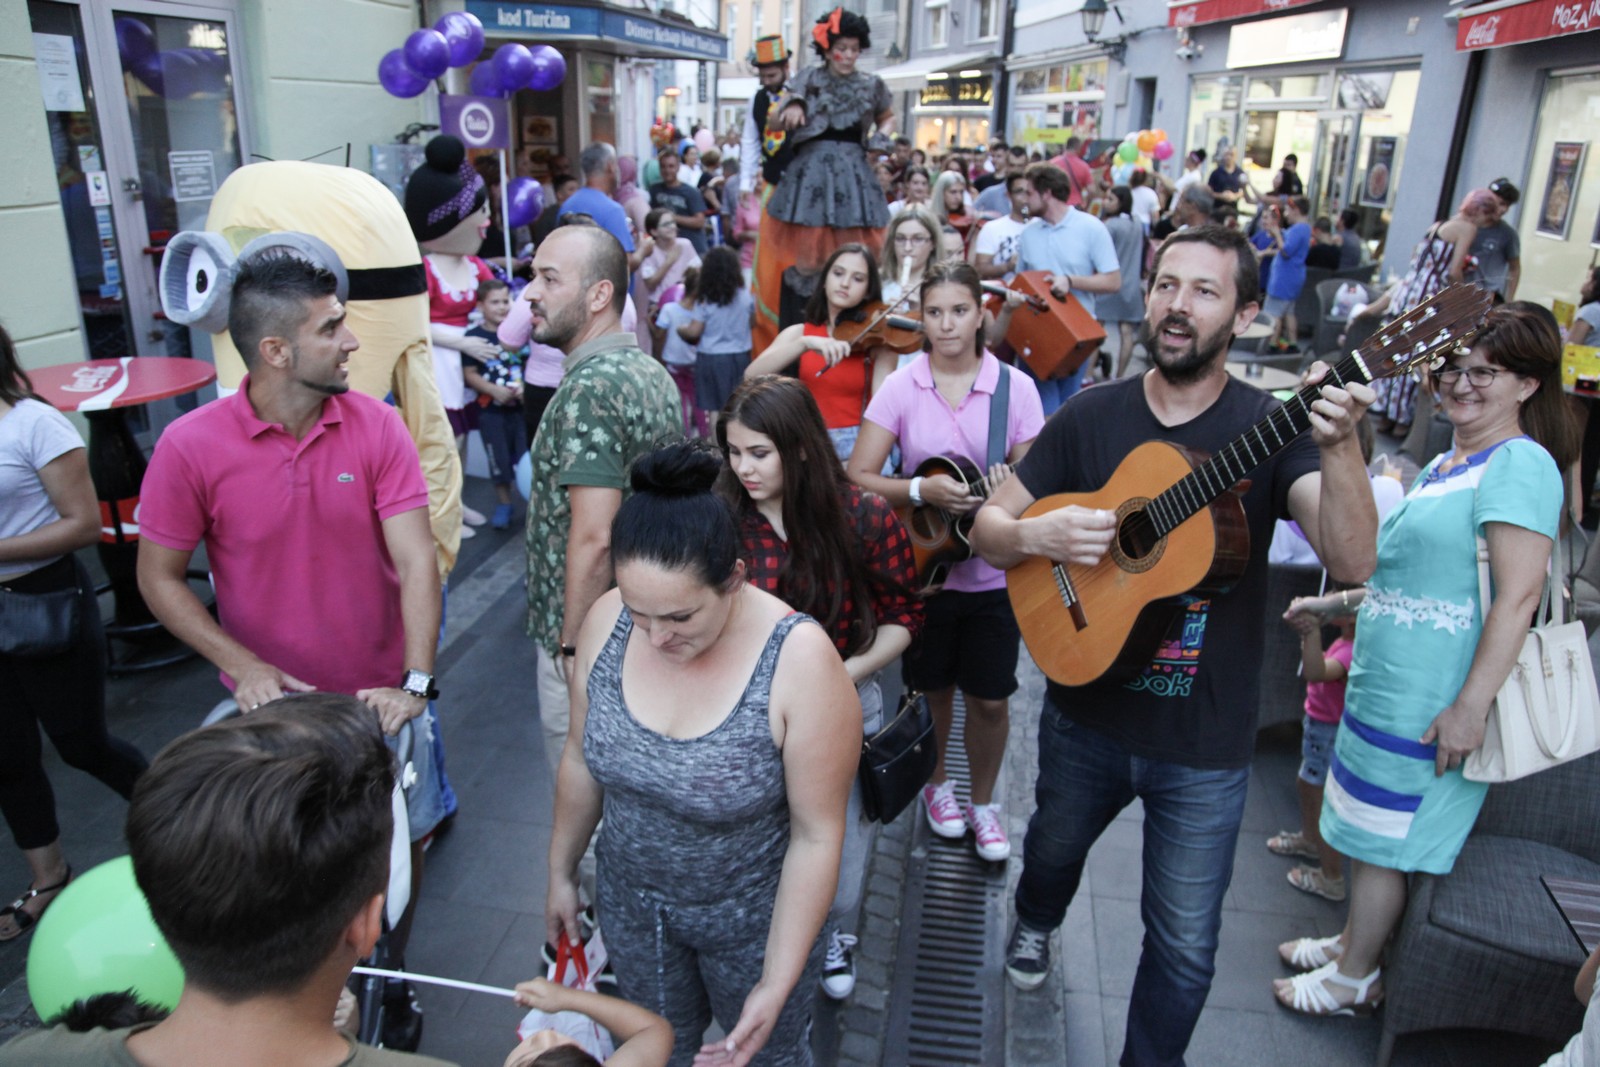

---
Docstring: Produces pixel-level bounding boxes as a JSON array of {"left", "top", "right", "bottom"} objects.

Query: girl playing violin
[{"left": 746, "top": 243, "right": 899, "bottom": 462}]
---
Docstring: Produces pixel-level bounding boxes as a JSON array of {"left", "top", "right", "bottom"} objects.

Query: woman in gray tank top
[{"left": 546, "top": 442, "right": 860, "bottom": 1067}]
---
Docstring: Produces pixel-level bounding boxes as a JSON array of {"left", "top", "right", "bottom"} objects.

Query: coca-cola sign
[{"left": 1457, "top": 0, "right": 1600, "bottom": 49}]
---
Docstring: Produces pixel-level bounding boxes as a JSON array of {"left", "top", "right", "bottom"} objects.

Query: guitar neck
[{"left": 1147, "top": 350, "right": 1374, "bottom": 538}]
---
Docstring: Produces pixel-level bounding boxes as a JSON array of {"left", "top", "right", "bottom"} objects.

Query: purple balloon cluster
[
  {"left": 377, "top": 12, "right": 486, "bottom": 99},
  {"left": 377, "top": 17, "right": 566, "bottom": 99},
  {"left": 115, "top": 16, "right": 231, "bottom": 98},
  {"left": 469, "top": 44, "right": 567, "bottom": 98}
]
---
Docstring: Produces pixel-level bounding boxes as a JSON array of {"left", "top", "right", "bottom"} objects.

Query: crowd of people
[{"left": 4, "top": 6, "right": 1600, "bottom": 1067}]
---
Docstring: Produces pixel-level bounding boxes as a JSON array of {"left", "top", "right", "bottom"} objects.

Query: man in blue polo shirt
[
  {"left": 559, "top": 142, "right": 644, "bottom": 269},
  {"left": 1017, "top": 162, "right": 1121, "bottom": 414}
]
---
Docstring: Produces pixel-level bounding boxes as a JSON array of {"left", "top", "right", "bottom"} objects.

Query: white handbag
[{"left": 1464, "top": 536, "right": 1600, "bottom": 783}]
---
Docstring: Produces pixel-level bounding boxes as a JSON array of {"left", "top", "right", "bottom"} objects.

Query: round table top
[{"left": 29, "top": 357, "right": 216, "bottom": 412}]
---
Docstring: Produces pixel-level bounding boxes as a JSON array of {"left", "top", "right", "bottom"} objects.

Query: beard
[
  {"left": 290, "top": 345, "right": 349, "bottom": 396},
  {"left": 1139, "top": 313, "right": 1235, "bottom": 386},
  {"left": 528, "top": 295, "right": 587, "bottom": 351}
]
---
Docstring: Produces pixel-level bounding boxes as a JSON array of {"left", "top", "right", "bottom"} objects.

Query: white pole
[
  {"left": 352, "top": 966, "right": 518, "bottom": 999},
  {"left": 499, "top": 147, "right": 513, "bottom": 269}
]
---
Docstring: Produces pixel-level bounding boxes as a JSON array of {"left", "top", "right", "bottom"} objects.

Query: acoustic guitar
[
  {"left": 1007, "top": 283, "right": 1493, "bottom": 688},
  {"left": 898, "top": 455, "right": 987, "bottom": 595}
]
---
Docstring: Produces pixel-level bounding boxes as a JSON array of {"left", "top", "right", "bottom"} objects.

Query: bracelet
[
  {"left": 1339, "top": 589, "right": 1350, "bottom": 610},
  {"left": 561, "top": 645, "right": 578, "bottom": 658},
  {"left": 908, "top": 476, "right": 925, "bottom": 507}
]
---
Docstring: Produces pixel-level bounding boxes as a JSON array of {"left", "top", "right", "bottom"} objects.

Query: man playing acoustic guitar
[{"left": 970, "top": 225, "right": 1378, "bottom": 1067}]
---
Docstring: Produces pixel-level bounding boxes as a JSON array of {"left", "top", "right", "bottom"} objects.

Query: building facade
[{"left": 9, "top": 0, "right": 725, "bottom": 390}]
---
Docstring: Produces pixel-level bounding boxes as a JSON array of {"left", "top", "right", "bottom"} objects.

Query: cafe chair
[{"left": 1375, "top": 751, "right": 1600, "bottom": 1066}]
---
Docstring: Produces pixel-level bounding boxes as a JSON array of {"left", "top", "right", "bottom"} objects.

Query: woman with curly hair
[
  {"left": 753, "top": 7, "right": 894, "bottom": 354},
  {"left": 675, "top": 246, "right": 755, "bottom": 432}
]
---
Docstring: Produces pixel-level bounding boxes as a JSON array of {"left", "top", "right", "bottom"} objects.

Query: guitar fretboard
[{"left": 1145, "top": 353, "right": 1373, "bottom": 539}]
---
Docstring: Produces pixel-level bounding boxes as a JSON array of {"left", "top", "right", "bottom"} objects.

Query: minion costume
[{"left": 162, "top": 161, "right": 463, "bottom": 579}]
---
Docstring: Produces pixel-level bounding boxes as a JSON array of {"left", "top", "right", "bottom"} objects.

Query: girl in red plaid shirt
[{"left": 716, "top": 374, "right": 922, "bottom": 1003}]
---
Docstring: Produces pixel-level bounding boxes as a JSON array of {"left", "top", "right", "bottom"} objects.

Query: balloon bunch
[
  {"left": 1111, "top": 128, "right": 1173, "bottom": 184},
  {"left": 116, "top": 16, "right": 231, "bottom": 99},
  {"left": 375, "top": 14, "right": 568, "bottom": 100},
  {"left": 650, "top": 120, "right": 679, "bottom": 153}
]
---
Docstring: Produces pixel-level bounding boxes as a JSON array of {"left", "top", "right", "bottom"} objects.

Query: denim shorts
[
  {"left": 394, "top": 705, "right": 448, "bottom": 842},
  {"left": 1299, "top": 714, "right": 1339, "bottom": 787}
]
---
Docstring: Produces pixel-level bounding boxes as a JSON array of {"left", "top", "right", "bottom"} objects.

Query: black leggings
[{"left": 0, "top": 556, "right": 147, "bottom": 850}]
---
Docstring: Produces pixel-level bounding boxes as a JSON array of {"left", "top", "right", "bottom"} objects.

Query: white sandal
[
  {"left": 1275, "top": 961, "right": 1382, "bottom": 1016},
  {"left": 1278, "top": 934, "right": 1343, "bottom": 971}
]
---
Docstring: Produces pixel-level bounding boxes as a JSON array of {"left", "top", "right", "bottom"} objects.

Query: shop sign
[
  {"left": 467, "top": 0, "right": 729, "bottom": 61},
  {"left": 920, "top": 74, "right": 992, "bottom": 108},
  {"left": 1455, "top": 0, "right": 1600, "bottom": 50},
  {"left": 441, "top": 94, "right": 511, "bottom": 149},
  {"left": 1168, "top": 0, "right": 1319, "bottom": 29},
  {"left": 1225, "top": 8, "right": 1348, "bottom": 68}
]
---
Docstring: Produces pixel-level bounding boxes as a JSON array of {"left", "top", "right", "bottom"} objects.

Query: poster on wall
[
  {"left": 1537, "top": 141, "right": 1587, "bottom": 240},
  {"left": 1360, "top": 137, "right": 1396, "bottom": 208}
]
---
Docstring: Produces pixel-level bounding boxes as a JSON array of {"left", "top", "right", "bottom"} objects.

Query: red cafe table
[{"left": 29, "top": 357, "right": 217, "bottom": 674}]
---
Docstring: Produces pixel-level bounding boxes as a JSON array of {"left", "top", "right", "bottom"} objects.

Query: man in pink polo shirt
[{"left": 136, "top": 249, "right": 443, "bottom": 1048}]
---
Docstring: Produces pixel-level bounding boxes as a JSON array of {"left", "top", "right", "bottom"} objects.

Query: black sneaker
[
  {"left": 820, "top": 931, "right": 858, "bottom": 1000},
  {"left": 1005, "top": 921, "right": 1051, "bottom": 991},
  {"left": 380, "top": 978, "right": 424, "bottom": 1051}
]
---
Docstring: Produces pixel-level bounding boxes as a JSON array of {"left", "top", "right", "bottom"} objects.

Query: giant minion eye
[{"left": 160, "top": 231, "right": 237, "bottom": 333}]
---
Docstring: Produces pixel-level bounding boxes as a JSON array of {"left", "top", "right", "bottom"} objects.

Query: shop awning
[
  {"left": 1166, "top": 0, "right": 1320, "bottom": 28},
  {"left": 466, "top": 0, "right": 729, "bottom": 62},
  {"left": 1452, "top": 0, "right": 1600, "bottom": 50},
  {"left": 873, "top": 50, "right": 995, "bottom": 92}
]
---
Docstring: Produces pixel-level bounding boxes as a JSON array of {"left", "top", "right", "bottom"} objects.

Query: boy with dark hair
[
  {"left": 464, "top": 278, "right": 528, "bottom": 530},
  {"left": 0, "top": 694, "right": 459, "bottom": 1066}
]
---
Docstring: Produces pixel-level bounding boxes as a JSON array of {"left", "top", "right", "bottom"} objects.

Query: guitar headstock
[{"left": 1357, "top": 283, "right": 1494, "bottom": 382}]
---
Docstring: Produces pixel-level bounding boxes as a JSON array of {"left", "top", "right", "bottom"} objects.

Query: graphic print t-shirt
[{"left": 1016, "top": 375, "right": 1319, "bottom": 769}]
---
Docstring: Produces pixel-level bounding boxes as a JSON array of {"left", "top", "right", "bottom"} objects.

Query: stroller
[{"left": 201, "top": 697, "right": 417, "bottom": 1048}]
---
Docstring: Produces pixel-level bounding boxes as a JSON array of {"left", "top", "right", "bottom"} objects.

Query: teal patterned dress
[{"left": 1320, "top": 437, "right": 1563, "bottom": 874}]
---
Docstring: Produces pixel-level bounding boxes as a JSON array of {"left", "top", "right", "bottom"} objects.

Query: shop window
[
  {"left": 726, "top": 2, "right": 736, "bottom": 43},
  {"left": 782, "top": 0, "right": 794, "bottom": 35},
  {"left": 753, "top": 2, "right": 764, "bottom": 38},
  {"left": 1517, "top": 69, "right": 1600, "bottom": 310},
  {"left": 1245, "top": 74, "right": 1330, "bottom": 104}
]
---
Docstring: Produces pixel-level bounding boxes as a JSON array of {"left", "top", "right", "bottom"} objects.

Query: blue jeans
[
  {"left": 1015, "top": 701, "right": 1249, "bottom": 1067},
  {"left": 1021, "top": 358, "right": 1089, "bottom": 417}
]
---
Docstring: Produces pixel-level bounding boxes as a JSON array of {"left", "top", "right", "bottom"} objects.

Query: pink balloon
[
  {"left": 1152, "top": 140, "right": 1175, "bottom": 161},
  {"left": 693, "top": 128, "right": 716, "bottom": 154}
]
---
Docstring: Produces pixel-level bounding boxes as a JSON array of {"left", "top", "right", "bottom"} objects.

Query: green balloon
[
  {"left": 1117, "top": 141, "right": 1139, "bottom": 163},
  {"left": 27, "top": 856, "right": 184, "bottom": 1021}
]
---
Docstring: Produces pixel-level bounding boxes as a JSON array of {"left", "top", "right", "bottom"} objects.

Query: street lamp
[
  {"left": 1080, "top": 0, "right": 1127, "bottom": 61},
  {"left": 1081, "top": 0, "right": 1108, "bottom": 40}
]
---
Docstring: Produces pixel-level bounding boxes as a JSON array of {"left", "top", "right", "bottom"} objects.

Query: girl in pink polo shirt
[{"left": 846, "top": 261, "right": 1044, "bottom": 865}]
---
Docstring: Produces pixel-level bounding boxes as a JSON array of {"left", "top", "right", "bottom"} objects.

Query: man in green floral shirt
[{"left": 524, "top": 224, "right": 681, "bottom": 791}]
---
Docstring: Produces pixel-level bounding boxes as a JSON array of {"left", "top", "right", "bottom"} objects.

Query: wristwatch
[
  {"left": 400, "top": 669, "right": 439, "bottom": 701},
  {"left": 908, "top": 476, "right": 925, "bottom": 507}
]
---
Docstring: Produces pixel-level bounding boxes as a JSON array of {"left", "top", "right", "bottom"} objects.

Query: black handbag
[
  {"left": 858, "top": 690, "right": 938, "bottom": 824},
  {"left": 0, "top": 584, "right": 80, "bottom": 658}
]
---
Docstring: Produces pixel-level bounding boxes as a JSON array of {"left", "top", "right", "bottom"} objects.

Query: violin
[{"left": 827, "top": 292, "right": 926, "bottom": 357}]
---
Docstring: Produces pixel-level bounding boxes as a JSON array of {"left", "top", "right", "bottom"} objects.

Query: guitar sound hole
[{"left": 1117, "top": 509, "right": 1161, "bottom": 561}]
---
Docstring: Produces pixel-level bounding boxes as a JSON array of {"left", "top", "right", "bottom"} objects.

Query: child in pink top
[{"left": 1269, "top": 595, "right": 1356, "bottom": 902}]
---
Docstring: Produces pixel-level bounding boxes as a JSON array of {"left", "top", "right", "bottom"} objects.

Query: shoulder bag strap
[{"left": 987, "top": 360, "right": 1011, "bottom": 470}]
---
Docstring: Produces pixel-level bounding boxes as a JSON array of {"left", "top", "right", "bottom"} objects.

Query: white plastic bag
[
  {"left": 1331, "top": 282, "right": 1365, "bottom": 320},
  {"left": 515, "top": 931, "right": 615, "bottom": 1059}
]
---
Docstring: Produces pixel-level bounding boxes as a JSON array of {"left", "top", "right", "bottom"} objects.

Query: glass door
[
  {"left": 1313, "top": 110, "right": 1360, "bottom": 220},
  {"left": 82, "top": 0, "right": 249, "bottom": 362},
  {"left": 27, "top": 0, "right": 138, "bottom": 360}
]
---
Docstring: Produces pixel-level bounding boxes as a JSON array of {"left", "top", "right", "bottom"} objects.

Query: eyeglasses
[
  {"left": 895, "top": 234, "right": 931, "bottom": 246},
  {"left": 1433, "top": 365, "right": 1508, "bottom": 388}
]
